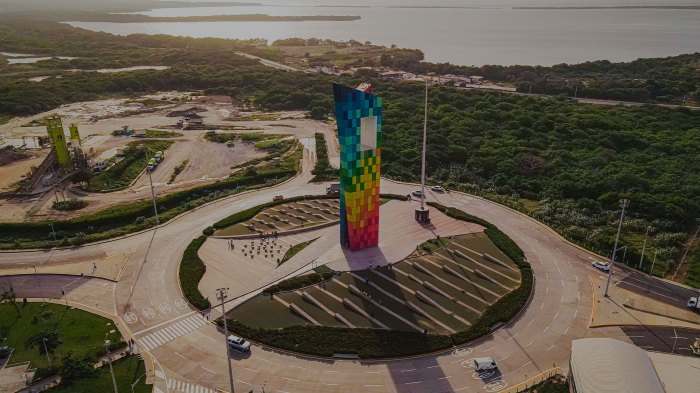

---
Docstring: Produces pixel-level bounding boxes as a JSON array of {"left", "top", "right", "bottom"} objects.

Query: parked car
[
  {"left": 473, "top": 357, "right": 498, "bottom": 371},
  {"left": 412, "top": 190, "right": 424, "bottom": 198},
  {"left": 592, "top": 260, "right": 611, "bottom": 272},
  {"left": 430, "top": 185, "right": 445, "bottom": 192},
  {"left": 227, "top": 335, "right": 251, "bottom": 352}
]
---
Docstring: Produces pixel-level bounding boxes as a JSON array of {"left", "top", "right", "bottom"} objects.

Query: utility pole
[
  {"left": 420, "top": 75, "right": 428, "bottom": 212},
  {"left": 105, "top": 330, "right": 118, "bottom": 393},
  {"left": 638, "top": 226, "right": 652, "bottom": 269},
  {"left": 605, "top": 199, "right": 629, "bottom": 297},
  {"left": 672, "top": 219, "right": 700, "bottom": 279},
  {"left": 217, "top": 287, "right": 235, "bottom": 393},
  {"left": 414, "top": 74, "right": 430, "bottom": 223},
  {"left": 650, "top": 250, "right": 658, "bottom": 276},
  {"left": 147, "top": 169, "right": 159, "bottom": 225}
]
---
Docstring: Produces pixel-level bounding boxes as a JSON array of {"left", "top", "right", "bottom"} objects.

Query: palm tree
[{"left": 0, "top": 287, "right": 21, "bottom": 316}]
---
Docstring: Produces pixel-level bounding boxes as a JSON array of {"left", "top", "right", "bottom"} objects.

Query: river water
[{"left": 68, "top": 0, "right": 700, "bottom": 66}]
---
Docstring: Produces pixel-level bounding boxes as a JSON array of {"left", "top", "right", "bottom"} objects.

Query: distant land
[
  {"left": 63, "top": 13, "right": 361, "bottom": 23},
  {"left": 513, "top": 6, "right": 700, "bottom": 10}
]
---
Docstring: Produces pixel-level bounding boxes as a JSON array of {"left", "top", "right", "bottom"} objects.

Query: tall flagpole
[{"left": 420, "top": 76, "right": 428, "bottom": 210}]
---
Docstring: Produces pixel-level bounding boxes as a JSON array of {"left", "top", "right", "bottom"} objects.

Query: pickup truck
[{"left": 688, "top": 296, "right": 700, "bottom": 311}]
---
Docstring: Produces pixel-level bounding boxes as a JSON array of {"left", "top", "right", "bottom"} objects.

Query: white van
[
  {"left": 473, "top": 357, "right": 498, "bottom": 371},
  {"left": 227, "top": 335, "right": 251, "bottom": 352}
]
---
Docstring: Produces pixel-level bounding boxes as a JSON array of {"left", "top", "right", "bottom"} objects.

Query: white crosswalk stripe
[
  {"left": 166, "top": 379, "right": 215, "bottom": 393},
  {"left": 137, "top": 314, "right": 208, "bottom": 351}
]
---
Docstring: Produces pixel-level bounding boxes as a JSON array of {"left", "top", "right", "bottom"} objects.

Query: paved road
[
  {"left": 622, "top": 326, "right": 700, "bottom": 357},
  {"left": 616, "top": 271, "right": 698, "bottom": 309},
  {"left": 0, "top": 163, "right": 685, "bottom": 393}
]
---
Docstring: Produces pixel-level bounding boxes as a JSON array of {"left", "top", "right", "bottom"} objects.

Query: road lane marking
[
  {"left": 546, "top": 345, "right": 554, "bottom": 352},
  {"left": 524, "top": 341, "right": 534, "bottom": 348},
  {"left": 137, "top": 314, "right": 208, "bottom": 351}
]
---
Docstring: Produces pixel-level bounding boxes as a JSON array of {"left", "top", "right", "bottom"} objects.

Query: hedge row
[
  {"left": 179, "top": 236, "right": 211, "bottom": 310},
  {"left": 222, "top": 201, "right": 534, "bottom": 358},
  {"left": 261, "top": 270, "right": 336, "bottom": 294},
  {"left": 310, "top": 132, "right": 337, "bottom": 182},
  {"left": 220, "top": 321, "right": 453, "bottom": 359},
  {"left": 0, "top": 169, "right": 296, "bottom": 248}
]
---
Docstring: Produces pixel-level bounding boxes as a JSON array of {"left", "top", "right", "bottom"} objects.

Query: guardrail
[{"left": 499, "top": 367, "right": 562, "bottom": 393}]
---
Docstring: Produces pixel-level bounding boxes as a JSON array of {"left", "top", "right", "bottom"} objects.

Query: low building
[{"left": 569, "top": 338, "right": 700, "bottom": 393}]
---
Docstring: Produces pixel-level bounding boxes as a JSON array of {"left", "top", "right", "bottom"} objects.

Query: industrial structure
[
  {"left": 333, "top": 83, "right": 382, "bottom": 251},
  {"left": 23, "top": 115, "right": 84, "bottom": 190}
]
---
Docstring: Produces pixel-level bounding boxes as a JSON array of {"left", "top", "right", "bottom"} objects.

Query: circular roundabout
[{"left": 186, "top": 194, "right": 534, "bottom": 360}]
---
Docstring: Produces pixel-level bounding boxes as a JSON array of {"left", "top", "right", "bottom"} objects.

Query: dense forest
[{"left": 0, "top": 21, "right": 698, "bottom": 284}]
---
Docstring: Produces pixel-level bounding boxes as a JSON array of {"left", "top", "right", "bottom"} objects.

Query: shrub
[
  {"left": 179, "top": 236, "right": 211, "bottom": 310},
  {"left": 219, "top": 321, "right": 453, "bottom": 358},
  {"left": 52, "top": 198, "right": 88, "bottom": 211}
]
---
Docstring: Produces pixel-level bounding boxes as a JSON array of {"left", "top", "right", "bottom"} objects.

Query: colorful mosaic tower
[{"left": 333, "top": 83, "right": 382, "bottom": 251}]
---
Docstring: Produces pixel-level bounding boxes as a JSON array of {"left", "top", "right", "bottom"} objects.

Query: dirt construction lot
[{"left": 0, "top": 92, "right": 339, "bottom": 221}]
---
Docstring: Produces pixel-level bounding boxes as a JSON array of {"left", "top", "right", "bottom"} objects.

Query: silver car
[
  {"left": 227, "top": 335, "right": 251, "bottom": 352},
  {"left": 592, "top": 260, "right": 610, "bottom": 272}
]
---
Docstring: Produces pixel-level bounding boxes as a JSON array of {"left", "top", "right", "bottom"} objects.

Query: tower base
[{"left": 415, "top": 207, "right": 430, "bottom": 223}]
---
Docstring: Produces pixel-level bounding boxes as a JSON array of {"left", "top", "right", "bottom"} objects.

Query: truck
[
  {"left": 688, "top": 296, "right": 700, "bottom": 311},
  {"left": 326, "top": 183, "right": 340, "bottom": 196},
  {"left": 146, "top": 158, "right": 157, "bottom": 171},
  {"left": 154, "top": 151, "right": 164, "bottom": 163}
]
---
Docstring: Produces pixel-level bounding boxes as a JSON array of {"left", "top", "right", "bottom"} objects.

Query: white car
[
  {"left": 430, "top": 185, "right": 445, "bottom": 192},
  {"left": 473, "top": 357, "right": 497, "bottom": 371},
  {"left": 592, "top": 260, "right": 611, "bottom": 272},
  {"left": 412, "top": 190, "right": 424, "bottom": 197},
  {"left": 227, "top": 335, "right": 251, "bottom": 352}
]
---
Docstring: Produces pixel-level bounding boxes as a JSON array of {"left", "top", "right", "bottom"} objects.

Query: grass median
[
  {"left": 179, "top": 236, "right": 211, "bottom": 310},
  {"left": 89, "top": 140, "right": 173, "bottom": 192}
]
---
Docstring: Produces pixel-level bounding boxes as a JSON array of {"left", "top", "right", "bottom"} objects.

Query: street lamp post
[
  {"left": 415, "top": 75, "right": 430, "bottom": 223},
  {"left": 605, "top": 199, "right": 630, "bottom": 297},
  {"left": 147, "top": 168, "right": 159, "bottom": 225},
  {"left": 650, "top": 250, "right": 658, "bottom": 276},
  {"left": 672, "top": 219, "right": 700, "bottom": 279},
  {"left": 104, "top": 330, "right": 119, "bottom": 393},
  {"left": 41, "top": 337, "right": 52, "bottom": 369},
  {"left": 638, "top": 226, "right": 652, "bottom": 269},
  {"left": 217, "top": 287, "right": 235, "bottom": 393}
]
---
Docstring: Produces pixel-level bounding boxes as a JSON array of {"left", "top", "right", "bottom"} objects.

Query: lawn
[
  {"left": 280, "top": 238, "right": 318, "bottom": 265},
  {"left": 0, "top": 302, "right": 123, "bottom": 374},
  {"left": 0, "top": 114, "right": 12, "bottom": 125},
  {"left": 89, "top": 140, "right": 173, "bottom": 192},
  {"left": 45, "top": 355, "right": 151, "bottom": 393},
  {"left": 144, "top": 129, "right": 183, "bottom": 138}
]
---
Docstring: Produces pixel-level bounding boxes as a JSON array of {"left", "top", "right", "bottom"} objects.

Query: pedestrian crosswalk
[
  {"left": 137, "top": 314, "right": 208, "bottom": 351},
  {"left": 167, "top": 379, "right": 216, "bottom": 393}
]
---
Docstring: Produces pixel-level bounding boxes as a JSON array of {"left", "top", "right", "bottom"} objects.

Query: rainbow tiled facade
[{"left": 333, "top": 83, "right": 382, "bottom": 251}]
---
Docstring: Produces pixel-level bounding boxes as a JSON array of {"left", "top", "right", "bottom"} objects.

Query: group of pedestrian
[{"left": 227, "top": 240, "right": 235, "bottom": 250}]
